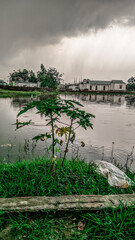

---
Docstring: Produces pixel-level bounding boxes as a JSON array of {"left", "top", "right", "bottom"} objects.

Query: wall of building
[
  {"left": 90, "top": 85, "right": 110, "bottom": 91},
  {"left": 79, "top": 80, "right": 126, "bottom": 92},
  {"left": 79, "top": 83, "right": 90, "bottom": 90},
  {"left": 68, "top": 85, "right": 79, "bottom": 91},
  {"left": 110, "top": 83, "right": 126, "bottom": 91},
  {"left": 15, "top": 82, "right": 38, "bottom": 88}
]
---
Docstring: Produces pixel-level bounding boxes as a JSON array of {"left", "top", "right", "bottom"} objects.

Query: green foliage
[
  {"left": 0, "top": 206, "right": 134, "bottom": 239},
  {"left": 9, "top": 69, "right": 37, "bottom": 83},
  {"left": 16, "top": 97, "right": 95, "bottom": 163},
  {"left": 37, "top": 64, "right": 63, "bottom": 89},
  {"left": 0, "top": 158, "right": 134, "bottom": 198},
  {"left": 0, "top": 159, "right": 134, "bottom": 239},
  {"left": 126, "top": 83, "right": 135, "bottom": 91},
  {"left": 81, "top": 204, "right": 135, "bottom": 239}
]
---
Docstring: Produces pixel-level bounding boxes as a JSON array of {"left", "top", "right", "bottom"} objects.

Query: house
[
  {"left": 79, "top": 79, "right": 90, "bottom": 91},
  {"left": 10, "top": 77, "right": 40, "bottom": 88},
  {"left": 79, "top": 79, "right": 126, "bottom": 92},
  {"left": 13, "top": 81, "right": 39, "bottom": 88},
  {"left": 0, "top": 80, "right": 8, "bottom": 86},
  {"left": 109, "top": 80, "right": 126, "bottom": 91},
  {"left": 66, "top": 83, "right": 79, "bottom": 91}
]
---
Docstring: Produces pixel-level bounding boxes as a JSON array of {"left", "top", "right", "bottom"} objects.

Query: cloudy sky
[{"left": 1, "top": 0, "right": 135, "bottom": 83}]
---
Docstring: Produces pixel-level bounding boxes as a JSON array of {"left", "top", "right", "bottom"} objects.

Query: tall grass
[{"left": 0, "top": 157, "right": 134, "bottom": 198}]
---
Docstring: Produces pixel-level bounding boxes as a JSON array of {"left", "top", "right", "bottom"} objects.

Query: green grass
[
  {"left": 0, "top": 157, "right": 134, "bottom": 198},
  {"left": 0, "top": 158, "right": 134, "bottom": 239},
  {"left": 0, "top": 88, "right": 41, "bottom": 97},
  {"left": 0, "top": 205, "right": 134, "bottom": 239}
]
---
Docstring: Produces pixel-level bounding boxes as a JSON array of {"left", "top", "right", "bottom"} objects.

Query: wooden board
[{"left": 0, "top": 194, "right": 135, "bottom": 212}]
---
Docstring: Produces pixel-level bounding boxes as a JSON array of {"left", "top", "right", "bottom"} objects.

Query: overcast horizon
[{"left": 1, "top": 0, "right": 135, "bottom": 83}]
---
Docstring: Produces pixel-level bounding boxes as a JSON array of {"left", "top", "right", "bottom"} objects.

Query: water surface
[{"left": 0, "top": 94, "right": 135, "bottom": 170}]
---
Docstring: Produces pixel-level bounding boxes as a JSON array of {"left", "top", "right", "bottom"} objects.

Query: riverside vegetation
[
  {"left": 0, "top": 96, "right": 135, "bottom": 239},
  {"left": 0, "top": 158, "right": 135, "bottom": 239}
]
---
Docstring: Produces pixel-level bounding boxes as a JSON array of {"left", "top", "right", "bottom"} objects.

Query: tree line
[{"left": 9, "top": 64, "right": 63, "bottom": 89}]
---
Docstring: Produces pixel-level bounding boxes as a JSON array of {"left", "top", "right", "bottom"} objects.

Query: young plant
[{"left": 16, "top": 97, "right": 95, "bottom": 165}]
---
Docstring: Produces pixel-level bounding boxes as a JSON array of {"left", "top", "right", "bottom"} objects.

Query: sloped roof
[
  {"left": 111, "top": 80, "right": 126, "bottom": 84},
  {"left": 90, "top": 81, "right": 111, "bottom": 85}
]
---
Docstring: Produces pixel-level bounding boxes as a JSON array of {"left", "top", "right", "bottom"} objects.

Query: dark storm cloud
[{"left": 0, "top": 0, "right": 135, "bottom": 61}]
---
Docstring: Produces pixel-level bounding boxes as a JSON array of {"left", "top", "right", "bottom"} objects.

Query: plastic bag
[{"left": 94, "top": 160, "right": 135, "bottom": 188}]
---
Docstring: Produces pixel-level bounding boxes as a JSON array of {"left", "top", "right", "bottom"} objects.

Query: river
[{"left": 0, "top": 94, "right": 135, "bottom": 170}]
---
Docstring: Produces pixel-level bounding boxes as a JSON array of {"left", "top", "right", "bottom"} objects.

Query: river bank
[
  {"left": 1, "top": 87, "right": 135, "bottom": 98},
  {"left": 0, "top": 157, "right": 134, "bottom": 239},
  {"left": 0, "top": 88, "right": 42, "bottom": 97},
  {"left": 0, "top": 157, "right": 134, "bottom": 198}
]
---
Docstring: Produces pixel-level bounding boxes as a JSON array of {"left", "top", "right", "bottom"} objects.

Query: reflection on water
[
  {"left": 125, "top": 96, "right": 135, "bottom": 107},
  {"left": 0, "top": 94, "right": 135, "bottom": 170},
  {"left": 10, "top": 94, "right": 135, "bottom": 108},
  {"left": 75, "top": 94, "right": 125, "bottom": 105}
]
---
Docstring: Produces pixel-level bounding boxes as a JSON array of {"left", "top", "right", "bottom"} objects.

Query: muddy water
[{"left": 0, "top": 94, "right": 135, "bottom": 170}]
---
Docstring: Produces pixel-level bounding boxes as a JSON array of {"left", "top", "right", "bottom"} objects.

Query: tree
[
  {"left": 9, "top": 69, "right": 37, "bottom": 83},
  {"left": 16, "top": 97, "right": 95, "bottom": 166},
  {"left": 37, "top": 64, "right": 63, "bottom": 89},
  {"left": 126, "top": 77, "right": 135, "bottom": 91},
  {"left": 29, "top": 70, "right": 37, "bottom": 83}
]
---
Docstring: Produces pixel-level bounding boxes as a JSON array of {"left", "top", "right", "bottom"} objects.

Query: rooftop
[
  {"left": 90, "top": 80, "right": 111, "bottom": 85},
  {"left": 111, "top": 80, "right": 126, "bottom": 84},
  {"left": 81, "top": 79, "right": 126, "bottom": 85}
]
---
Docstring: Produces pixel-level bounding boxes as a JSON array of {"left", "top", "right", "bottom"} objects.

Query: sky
[{"left": 1, "top": 0, "right": 135, "bottom": 83}]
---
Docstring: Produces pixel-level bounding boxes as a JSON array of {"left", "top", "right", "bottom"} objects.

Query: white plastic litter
[{"left": 94, "top": 160, "right": 135, "bottom": 188}]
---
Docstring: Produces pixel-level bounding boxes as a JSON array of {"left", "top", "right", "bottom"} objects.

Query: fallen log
[{"left": 0, "top": 194, "right": 135, "bottom": 212}]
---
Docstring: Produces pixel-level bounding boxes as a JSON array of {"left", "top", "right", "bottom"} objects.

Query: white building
[
  {"left": 66, "top": 83, "right": 79, "bottom": 91},
  {"left": 79, "top": 79, "right": 126, "bottom": 92},
  {"left": 13, "top": 81, "right": 40, "bottom": 88}
]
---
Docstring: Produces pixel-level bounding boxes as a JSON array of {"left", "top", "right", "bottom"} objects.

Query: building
[
  {"left": 13, "top": 81, "right": 39, "bottom": 88},
  {"left": 66, "top": 83, "right": 79, "bottom": 91},
  {"left": 10, "top": 77, "right": 40, "bottom": 88},
  {"left": 79, "top": 79, "right": 126, "bottom": 92}
]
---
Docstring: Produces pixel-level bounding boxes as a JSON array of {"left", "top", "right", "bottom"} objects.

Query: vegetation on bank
[
  {"left": 0, "top": 88, "right": 57, "bottom": 98},
  {"left": 0, "top": 157, "right": 134, "bottom": 198},
  {"left": 0, "top": 158, "right": 135, "bottom": 239},
  {"left": 0, "top": 88, "right": 41, "bottom": 97},
  {"left": 1, "top": 87, "right": 135, "bottom": 99}
]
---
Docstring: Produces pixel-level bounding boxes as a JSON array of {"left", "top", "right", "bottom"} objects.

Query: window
[
  {"left": 95, "top": 85, "right": 98, "bottom": 90},
  {"left": 90, "top": 85, "right": 92, "bottom": 90},
  {"left": 119, "top": 85, "right": 122, "bottom": 89},
  {"left": 118, "top": 97, "right": 121, "bottom": 103},
  {"left": 103, "top": 85, "right": 106, "bottom": 91}
]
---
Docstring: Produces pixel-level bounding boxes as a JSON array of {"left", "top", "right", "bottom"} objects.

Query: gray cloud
[{"left": 0, "top": 0, "right": 135, "bottom": 62}]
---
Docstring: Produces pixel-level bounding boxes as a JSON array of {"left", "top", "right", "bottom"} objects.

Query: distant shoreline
[{"left": 0, "top": 85, "right": 135, "bottom": 97}]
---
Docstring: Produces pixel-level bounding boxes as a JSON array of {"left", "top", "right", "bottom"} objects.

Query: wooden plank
[{"left": 0, "top": 194, "right": 135, "bottom": 212}]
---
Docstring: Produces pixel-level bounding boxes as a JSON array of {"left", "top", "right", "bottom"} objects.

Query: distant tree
[
  {"left": 29, "top": 70, "right": 37, "bottom": 83},
  {"left": 9, "top": 69, "right": 37, "bottom": 83},
  {"left": 126, "top": 77, "right": 135, "bottom": 91},
  {"left": 126, "top": 83, "right": 135, "bottom": 91},
  {"left": 37, "top": 64, "right": 63, "bottom": 89}
]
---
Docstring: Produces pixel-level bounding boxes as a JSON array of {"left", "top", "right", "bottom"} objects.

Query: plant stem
[
  {"left": 62, "top": 118, "right": 73, "bottom": 166},
  {"left": 50, "top": 113, "right": 55, "bottom": 158}
]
